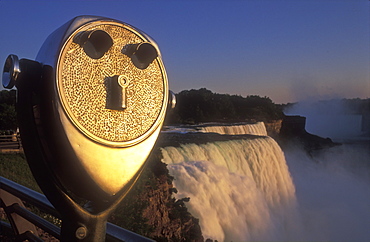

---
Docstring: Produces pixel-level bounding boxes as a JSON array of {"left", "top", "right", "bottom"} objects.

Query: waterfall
[
  {"left": 163, "top": 122, "right": 268, "bottom": 136},
  {"left": 160, "top": 136, "right": 301, "bottom": 241},
  {"left": 199, "top": 121, "right": 268, "bottom": 136}
]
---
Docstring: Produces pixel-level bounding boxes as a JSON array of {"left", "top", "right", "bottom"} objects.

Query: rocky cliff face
[
  {"left": 265, "top": 120, "right": 282, "bottom": 138},
  {"left": 109, "top": 150, "right": 204, "bottom": 242}
]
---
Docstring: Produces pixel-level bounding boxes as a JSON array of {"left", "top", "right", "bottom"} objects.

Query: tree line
[
  {"left": 0, "top": 90, "right": 17, "bottom": 133},
  {"left": 2, "top": 89, "right": 368, "bottom": 130},
  {"left": 166, "top": 88, "right": 284, "bottom": 124}
]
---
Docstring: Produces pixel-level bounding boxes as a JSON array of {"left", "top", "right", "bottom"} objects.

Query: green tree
[
  {"left": 168, "top": 88, "right": 283, "bottom": 124},
  {"left": 0, "top": 90, "right": 17, "bottom": 131}
]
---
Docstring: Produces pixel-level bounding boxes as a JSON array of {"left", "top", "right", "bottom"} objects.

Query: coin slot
[{"left": 105, "top": 75, "right": 129, "bottom": 110}]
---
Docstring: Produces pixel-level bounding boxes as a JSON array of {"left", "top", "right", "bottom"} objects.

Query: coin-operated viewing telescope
[{"left": 3, "top": 16, "right": 173, "bottom": 241}]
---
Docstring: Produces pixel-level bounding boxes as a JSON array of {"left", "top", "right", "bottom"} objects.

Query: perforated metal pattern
[{"left": 57, "top": 22, "right": 166, "bottom": 147}]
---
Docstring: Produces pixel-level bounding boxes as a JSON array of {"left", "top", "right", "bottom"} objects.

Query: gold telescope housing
[{"left": 7, "top": 16, "right": 169, "bottom": 201}]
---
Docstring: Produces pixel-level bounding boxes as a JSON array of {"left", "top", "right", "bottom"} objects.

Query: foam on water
[
  {"left": 160, "top": 119, "right": 370, "bottom": 241},
  {"left": 163, "top": 122, "right": 268, "bottom": 136},
  {"left": 161, "top": 137, "right": 301, "bottom": 241},
  {"left": 199, "top": 122, "right": 268, "bottom": 136}
]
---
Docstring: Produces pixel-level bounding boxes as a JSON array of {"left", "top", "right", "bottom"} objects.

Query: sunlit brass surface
[
  {"left": 60, "top": 112, "right": 161, "bottom": 195},
  {"left": 35, "top": 16, "right": 169, "bottom": 196},
  {"left": 4, "top": 16, "right": 169, "bottom": 241},
  {"left": 58, "top": 21, "right": 167, "bottom": 147}
]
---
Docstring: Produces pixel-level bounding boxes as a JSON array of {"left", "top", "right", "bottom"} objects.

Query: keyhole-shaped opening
[
  {"left": 118, "top": 76, "right": 128, "bottom": 87},
  {"left": 105, "top": 75, "right": 130, "bottom": 110}
]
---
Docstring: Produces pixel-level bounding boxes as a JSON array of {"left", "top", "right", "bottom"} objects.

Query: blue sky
[{"left": 0, "top": 0, "right": 368, "bottom": 103}]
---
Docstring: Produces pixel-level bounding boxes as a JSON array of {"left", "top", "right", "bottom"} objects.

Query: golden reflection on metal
[
  {"left": 57, "top": 21, "right": 168, "bottom": 147},
  {"left": 117, "top": 75, "right": 129, "bottom": 109},
  {"left": 52, "top": 19, "right": 168, "bottom": 195}
]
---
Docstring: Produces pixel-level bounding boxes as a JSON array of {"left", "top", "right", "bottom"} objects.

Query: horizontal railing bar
[
  {"left": 18, "top": 230, "right": 45, "bottom": 242},
  {"left": 10, "top": 203, "right": 61, "bottom": 239},
  {"left": 0, "top": 143, "right": 19, "bottom": 146},
  {"left": 106, "top": 223, "right": 155, "bottom": 242},
  {"left": 0, "top": 220, "right": 13, "bottom": 233},
  {"left": 1, "top": 176, "right": 154, "bottom": 241},
  {"left": 0, "top": 219, "right": 43, "bottom": 242},
  {"left": 0, "top": 135, "right": 19, "bottom": 140},
  {"left": 0, "top": 176, "right": 59, "bottom": 217}
]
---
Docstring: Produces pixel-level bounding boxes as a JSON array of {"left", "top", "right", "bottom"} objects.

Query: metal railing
[
  {"left": 0, "top": 134, "right": 21, "bottom": 150},
  {"left": 0, "top": 176, "right": 154, "bottom": 241}
]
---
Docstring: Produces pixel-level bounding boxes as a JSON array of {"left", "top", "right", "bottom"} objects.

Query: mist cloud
[{"left": 284, "top": 99, "right": 363, "bottom": 139}]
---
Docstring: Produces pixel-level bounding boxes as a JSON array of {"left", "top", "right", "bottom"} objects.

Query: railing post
[{"left": 0, "top": 189, "right": 39, "bottom": 237}]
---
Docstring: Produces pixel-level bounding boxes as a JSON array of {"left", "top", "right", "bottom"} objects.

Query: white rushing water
[
  {"left": 161, "top": 137, "right": 302, "bottom": 241},
  {"left": 199, "top": 122, "right": 268, "bottom": 136},
  {"left": 160, "top": 122, "right": 370, "bottom": 241},
  {"left": 163, "top": 121, "right": 268, "bottom": 136}
]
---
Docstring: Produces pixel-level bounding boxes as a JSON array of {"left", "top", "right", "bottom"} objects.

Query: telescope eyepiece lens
[
  {"left": 74, "top": 30, "right": 113, "bottom": 59},
  {"left": 122, "top": 42, "right": 158, "bottom": 69},
  {"left": 2, "top": 54, "right": 20, "bottom": 89},
  {"left": 135, "top": 43, "right": 158, "bottom": 64},
  {"left": 131, "top": 42, "right": 158, "bottom": 69}
]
